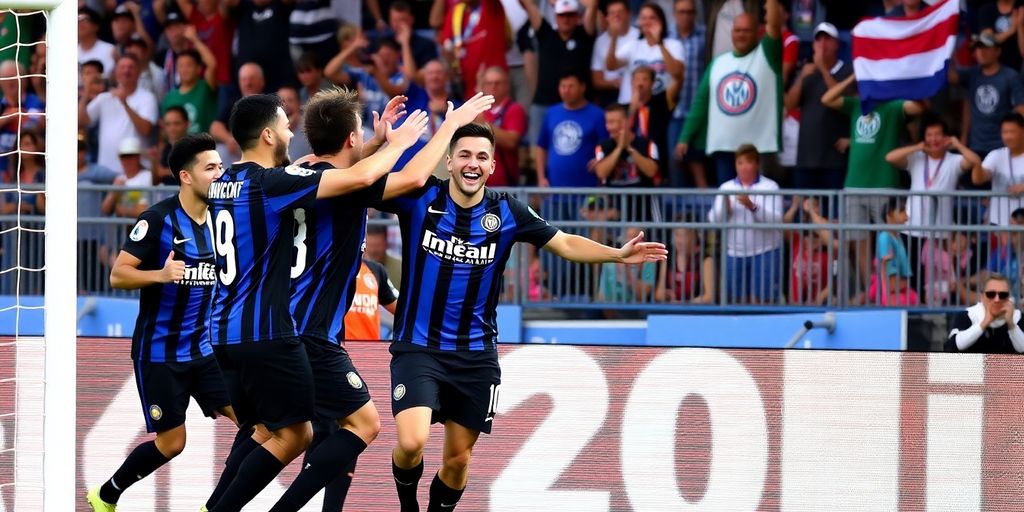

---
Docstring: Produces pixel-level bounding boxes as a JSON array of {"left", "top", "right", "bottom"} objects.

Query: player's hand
[
  {"left": 161, "top": 251, "right": 186, "bottom": 283},
  {"left": 617, "top": 230, "right": 668, "bottom": 264},
  {"left": 675, "top": 142, "right": 688, "bottom": 160},
  {"left": 372, "top": 95, "right": 408, "bottom": 144},
  {"left": 386, "top": 109, "right": 428, "bottom": 149},
  {"left": 445, "top": 92, "right": 496, "bottom": 128}
]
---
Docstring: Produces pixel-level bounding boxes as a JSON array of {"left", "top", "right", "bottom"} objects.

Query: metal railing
[{"left": 39, "top": 184, "right": 1024, "bottom": 313}]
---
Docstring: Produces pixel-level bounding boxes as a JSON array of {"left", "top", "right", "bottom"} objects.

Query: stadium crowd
[{"left": 58, "top": 0, "right": 1024, "bottom": 308}]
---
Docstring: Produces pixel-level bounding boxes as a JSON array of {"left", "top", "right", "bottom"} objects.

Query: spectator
[
  {"left": 279, "top": 84, "right": 313, "bottom": 161},
  {"left": 79, "top": 54, "right": 158, "bottom": 174},
  {"left": 676, "top": 0, "right": 784, "bottom": 186},
  {"left": 359, "top": 38, "right": 414, "bottom": 123},
  {"left": 535, "top": 71, "right": 607, "bottom": 189},
  {"left": 784, "top": 22, "right": 852, "bottom": 193},
  {"left": 976, "top": 113, "right": 1024, "bottom": 226},
  {"left": 945, "top": 273, "right": 1024, "bottom": 353},
  {"left": 441, "top": 0, "right": 510, "bottom": 97},
  {"left": 178, "top": 0, "right": 235, "bottom": 96},
  {"left": 598, "top": 227, "right": 657, "bottom": 307},
  {"left": 79, "top": 60, "right": 105, "bottom": 100},
  {"left": 392, "top": 59, "right": 455, "bottom": 172},
  {"left": 655, "top": 222, "right": 703, "bottom": 302},
  {"left": 155, "top": 11, "right": 190, "bottom": 93},
  {"left": 0, "top": 60, "right": 45, "bottom": 179},
  {"left": 123, "top": 37, "right": 167, "bottom": 102},
  {"left": 788, "top": 198, "right": 838, "bottom": 305},
  {"left": 594, "top": 103, "right": 660, "bottom": 220},
  {"left": 1, "top": 129, "right": 45, "bottom": 215},
  {"left": 289, "top": 0, "right": 341, "bottom": 67},
  {"left": 887, "top": 0, "right": 924, "bottom": 17},
  {"left": 478, "top": 65, "right": 526, "bottom": 186},
  {"left": 707, "top": 143, "right": 784, "bottom": 304},
  {"left": 520, "top": 0, "right": 597, "bottom": 149},
  {"left": 295, "top": 52, "right": 335, "bottom": 103},
  {"left": 210, "top": 62, "right": 265, "bottom": 159},
  {"left": 668, "top": 0, "right": 707, "bottom": 188},
  {"left": 324, "top": 24, "right": 373, "bottom": 87},
  {"left": 0, "top": 11, "right": 35, "bottom": 71},
  {"left": 874, "top": 197, "right": 915, "bottom": 306},
  {"left": 160, "top": 35, "right": 219, "bottom": 133},
  {"left": 101, "top": 137, "right": 154, "bottom": 219},
  {"left": 363, "top": 223, "right": 404, "bottom": 288},
  {"left": 606, "top": 2, "right": 683, "bottom": 108},
  {"left": 822, "top": 73, "right": 923, "bottom": 301},
  {"left": 627, "top": 66, "right": 669, "bottom": 177},
  {"left": 232, "top": 0, "right": 295, "bottom": 91},
  {"left": 921, "top": 232, "right": 974, "bottom": 306},
  {"left": 344, "top": 259, "right": 399, "bottom": 341},
  {"left": 948, "top": 32, "right": 1024, "bottom": 161},
  {"left": 77, "top": 138, "right": 120, "bottom": 292},
  {"left": 886, "top": 117, "right": 981, "bottom": 279},
  {"left": 706, "top": 0, "right": 758, "bottom": 60},
  {"left": 154, "top": 106, "right": 191, "bottom": 183},
  {"left": 590, "top": 0, "right": 638, "bottom": 106},
  {"left": 382, "top": 0, "right": 439, "bottom": 77},
  {"left": 977, "top": 0, "right": 1022, "bottom": 72},
  {"left": 110, "top": 3, "right": 154, "bottom": 57},
  {"left": 78, "top": 7, "right": 115, "bottom": 78}
]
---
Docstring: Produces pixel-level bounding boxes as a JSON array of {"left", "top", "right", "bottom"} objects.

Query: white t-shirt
[
  {"left": 78, "top": 40, "right": 117, "bottom": 78},
  {"left": 592, "top": 27, "right": 640, "bottom": 85},
  {"left": 86, "top": 89, "right": 159, "bottom": 173},
  {"left": 614, "top": 36, "right": 685, "bottom": 104},
  {"left": 904, "top": 150, "right": 965, "bottom": 236},
  {"left": 982, "top": 147, "right": 1024, "bottom": 225},
  {"left": 707, "top": 175, "right": 784, "bottom": 257},
  {"left": 118, "top": 169, "right": 155, "bottom": 213}
]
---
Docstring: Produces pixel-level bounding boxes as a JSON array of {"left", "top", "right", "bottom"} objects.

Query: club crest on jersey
[
  {"left": 422, "top": 230, "right": 497, "bottom": 265},
  {"left": 481, "top": 213, "right": 501, "bottom": 232},
  {"left": 716, "top": 72, "right": 757, "bottom": 116},
  {"left": 129, "top": 219, "right": 149, "bottom": 241},
  {"left": 362, "top": 271, "right": 378, "bottom": 290},
  {"left": 285, "top": 164, "right": 316, "bottom": 177},
  {"left": 149, "top": 405, "right": 163, "bottom": 420},
  {"left": 393, "top": 384, "right": 406, "bottom": 401},
  {"left": 346, "top": 372, "right": 364, "bottom": 389}
]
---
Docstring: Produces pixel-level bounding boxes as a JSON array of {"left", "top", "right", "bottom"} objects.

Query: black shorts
[
  {"left": 133, "top": 355, "right": 230, "bottom": 433},
  {"left": 389, "top": 344, "right": 501, "bottom": 434},
  {"left": 212, "top": 338, "right": 315, "bottom": 431},
  {"left": 301, "top": 336, "right": 372, "bottom": 422}
]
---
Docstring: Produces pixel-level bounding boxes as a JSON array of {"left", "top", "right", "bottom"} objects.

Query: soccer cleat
[
  {"left": 199, "top": 507, "right": 209, "bottom": 512},
  {"left": 86, "top": 487, "right": 117, "bottom": 511}
]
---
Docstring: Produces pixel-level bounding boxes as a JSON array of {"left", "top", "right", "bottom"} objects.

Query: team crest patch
[
  {"left": 129, "top": 220, "right": 149, "bottom": 241},
  {"left": 284, "top": 164, "right": 316, "bottom": 177},
  {"left": 362, "top": 272, "right": 378, "bottom": 290},
  {"left": 716, "top": 72, "right": 757, "bottom": 116},
  {"left": 481, "top": 213, "right": 501, "bottom": 232},
  {"left": 149, "top": 405, "right": 163, "bottom": 421},
  {"left": 393, "top": 384, "right": 406, "bottom": 401},
  {"left": 346, "top": 372, "right": 364, "bottom": 390}
]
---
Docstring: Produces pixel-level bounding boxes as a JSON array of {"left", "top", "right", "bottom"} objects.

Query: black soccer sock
[
  {"left": 426, "top": 472, "right": 465, "bottom": 512},
  {"left": 321, "top": 457, "right": 357, "bottom": 512},
  {"left": 393, "top": 458, "right": 424, "bottom": 512},
  {"left": 210, "top": 445, "right": 285, "bottom": 512},
  {"left": 269, "top": 429, "right": 367, "bottom": 512},
  {"left": 205, "top": 429, "right": 260, "bottom": 510},
  {"left": 98, "top": 440, "right": 171, "bottom": 504}
]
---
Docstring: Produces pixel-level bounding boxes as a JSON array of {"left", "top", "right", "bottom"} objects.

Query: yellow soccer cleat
[
  {"left": 199, "top": 507, "right": 209, "bottom": 512},
  {"left": 86, "top": 487, "right": 117, "bottom": 511}
]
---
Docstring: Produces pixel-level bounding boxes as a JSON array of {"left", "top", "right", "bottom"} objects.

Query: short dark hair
[
  {"left": 920, "top": 112, "right": 950, "bottom": 138},
  {"left": 632, "top": 65, "right": 656, "bottom": 82},
  {"left": 884, "top": 197, "right": 906, "bottom": 220},
  {"left": 81, "top": 59, "right": 104, "bottom": 74},
  {"left": 116, "top": 52, "right": 140, "bottom": 67},
  {"left": 735, "top": 143, "right": 760, "bottom": 163},
  {"left": 229, "top": 94, "right": 283, "bottom": 151},
  {"left": 376, "top": 38, "right": 401, "bottom": 53},
  {"left": 296, "top": 51, "right": 320, "bottom": 72},
  {"left": 605, "top": 103, "right": 629, "bottom": 116},
  {"left": 125, "top": 37, "right": 148, "bottom": 53},
  {"left": 304, "top": 87, "right": 362, "bottom": 156},
  {"left": 389, "top": 0, "right": 412, "bottom": 14},
  {"left": 167, "top": 133, "right": 217, "bottom": 182},
  {"left": 639, "top": 2, "right": 669, "bottom": 43},
  {"left": 604, "top": 0, "right": 629, "bottom": 14},
  {"left": 164, "top": 105, "right": 188, "bottom": 121},
  {"left": 984, "top": 273, "right": 1011, "bottom": 291},
  {"left": 449, "top": 123, "right": 495, "bottom": 154},
  {"left": 366, "top": 224, "right": 387, "bottom": 237},
  {"left": 1012, "top": 207, "right": 1024, "bottom": 224},
  {"left": 559, "top": 70, "right": 586, "bottom": 85},
  {"left": 176, "top": 49, "right": 201, "bottom": 66},
  {"left": 1002, "top": 111, "right": 1024, "bottom": 128}
]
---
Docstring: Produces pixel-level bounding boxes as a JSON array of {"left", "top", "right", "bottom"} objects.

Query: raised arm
[
  {"left": 885, "top": 142, "right": 923, "bottom": 170},
  {"left": 362, "top": 95, "right": 408, "bottom": 159},
  {"left": 186, "top": 25, "right": 219, "bottom": 89},
  {"left": 520, "top": 0, "right": 544, "bottom": 32},
  {"left": 952, "top": 136, "right": 982, "bottom": 171},
  {"left": 543, "top": 230, "right": 667, "bottom": 264},
  {"left": 765, "top": 0, "right": 782, "bottom": 40},
  {"left": 605, "top": 33, "right": 629, "bottom": 71},
  {"left": 582, "top": 0, "right": 597, "bottom": 36}
]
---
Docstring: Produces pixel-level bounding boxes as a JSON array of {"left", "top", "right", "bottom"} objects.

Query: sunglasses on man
[{"left": 984, "top": 290, "right": 1011, "bottom": 300}]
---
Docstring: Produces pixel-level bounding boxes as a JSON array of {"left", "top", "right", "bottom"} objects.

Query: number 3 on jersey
[
  {"left": 214, "top": 209, "right": 237, "bottom": 285},
  {"left": 290, "top": 208, "right": 308, "bottom": 278}
]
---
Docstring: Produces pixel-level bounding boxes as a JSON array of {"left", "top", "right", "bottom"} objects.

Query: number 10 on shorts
[{"left": 486, "top": 384, "right": 501, "bottom": 422}]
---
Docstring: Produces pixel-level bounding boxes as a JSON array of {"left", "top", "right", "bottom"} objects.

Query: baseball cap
[
  {"left": 119, "top": 138, "right": 143, "bottom": 156},
  {"left": 971, "top": 32, "right": 998, "bottom": 49},
  {"left": 164, "top": 11, "right": 186, "bottom": 27},
  {"left": 78, "top": 7, "right": 102, "bottom": 26},
  {"left": 554, "top": 0, "right": 580, "bottom": 15},
  {"left": 112, "top": 4, "right": 133, "bottom": 21},
  {"left": 814, "top": 22, "right": 838, "bottom": 40}
]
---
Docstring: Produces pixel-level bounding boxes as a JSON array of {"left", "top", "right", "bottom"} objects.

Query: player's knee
[
  {"left": 396, "top": 432, "right": 427, "bottom": 457},
  {"left": 156, "top": 429, "right": 187, "bottom": 458},
  {"left": 442, "top": 449, "right": 472, "bottom": 474}
]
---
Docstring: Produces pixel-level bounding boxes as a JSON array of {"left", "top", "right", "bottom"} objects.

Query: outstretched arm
[{"left": 543, "top": 230, "right": 668, "bottom": 264}]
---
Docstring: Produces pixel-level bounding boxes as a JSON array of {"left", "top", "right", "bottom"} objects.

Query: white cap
[
  {"left": 554, "top": 0, "right": 580, "bottom": 15},
  {"left": 814, "top": 22, "right": 839, "bottom": 39},
  {"left": 119, "top": 137, "right": 143, "bottom": 156}
]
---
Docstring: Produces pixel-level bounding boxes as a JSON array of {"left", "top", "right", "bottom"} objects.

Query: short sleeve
[
  {"left": 536, "top": 112, "right": 552, "bottom": 148},
  {"left": 504, "top": 103, "right": 527, "bottom": 136},
  {"left": 134, "top": 91, "right": 160, "bottom": 123},
  {"left": 366, "top": 259, "right": 398, "bottom": 305},
  {"left": 591, "top": 37, "right": 607, "bottom": 71},
  {"left": 1009, "top": 71, "right": 1024, "bottom": 106},
  {"left": 905, "top": 150, "right": 922, "bottom": 171},
  {"left": 509, "top": 196, "right": 559, "bottom": 247},
  {"left": 516, "top": 24, "right": 534, "bottom": 53},
  {"left": 121, "top": 209, "right": 165, "bottom": 263},
  {"left": 615, "top": 37, "right": 635, "bottom": 62},
  {"left": 840, "top": 96, "right": 858, "bottom": 115},
  {"left": 86, "top": 93, "right": 105, "bottom": 124},
  {"left": 258, "top": 165, "right": 324, "bottom": 213},
  {"left": 982, "top": 149, "right": 1001, "bottom": 173},
  {"left": 876, "top": 232, "right": 892, "bottom": 261}
]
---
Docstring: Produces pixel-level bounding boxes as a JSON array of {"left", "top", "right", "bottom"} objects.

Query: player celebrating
[
  {"left": 382, "top": 123, "right": 668, "bottom": 511},
  {"left": 204, "top": 94, "right": 427, "bottom": 512},
  {"left": 87, "top": 134, "right": 238, "bottom": 511},
  {"left": 269, "top": 89, "right": 494, "bottom": 511}
]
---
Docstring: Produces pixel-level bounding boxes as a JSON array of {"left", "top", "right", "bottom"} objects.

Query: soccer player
[
  {"left": 204, "top": 93, "right": 428, "bottom": 512},
  {"left": 269, "top": 90, "right": 494, "bottom": 512},
  {"left": 383, "top": 123, "right": 668, "bottom": 511},
  {"left": 87, "top": 133, "right": 237, "bottom": 511}
]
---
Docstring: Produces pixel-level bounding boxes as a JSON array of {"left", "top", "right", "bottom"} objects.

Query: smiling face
[
  {"left": 447, "top": 136, "right": 494, "bottom": 198},
  {"left": 181, "top": 149, "right": 224, "bottom": 199}
]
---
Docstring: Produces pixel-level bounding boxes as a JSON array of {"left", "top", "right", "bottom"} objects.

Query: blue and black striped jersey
[
  {"left": 378, "top": 177, "right": 559, "bottom": 351},
  {"left": 289, "top": 161, "right": 389, "bottom": 344},
  {"left": 122, "top": 195, "right": 216, "bottom": 363},
  {"left": 206, "top": 161, "right": 322, "bottom": 345}
]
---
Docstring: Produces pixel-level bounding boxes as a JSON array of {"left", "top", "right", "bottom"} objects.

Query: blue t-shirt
[
  {"left": 537, "top": 102, "right": 608, "bottom": 187},
  {"left": 988, "top": 238, "right": 1020, "bottom": 297},
  {"left": 877, "top": 231, "right": 911, "bottom": 278},
  {"left": 350, "top": 65, "right": 405, "bottom": 123}
]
